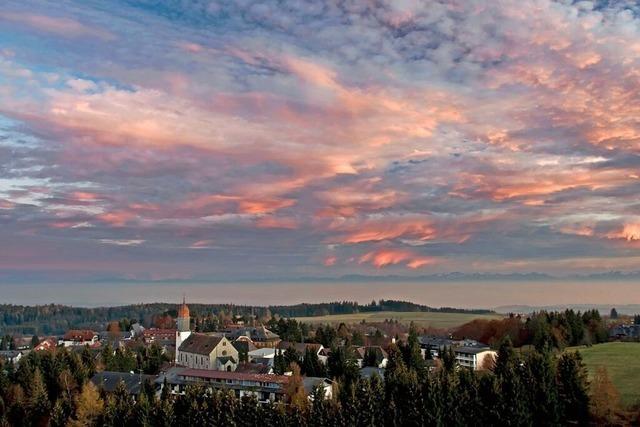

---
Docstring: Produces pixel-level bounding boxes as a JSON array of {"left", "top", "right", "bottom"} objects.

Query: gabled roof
[
  {"left": 179, "top": 333, "right": 223, "bottom": 355},
  {"left": 350, "top": 345, "right": 388, "bottom": 360},
  {"left": 34, "top": 338, "right": 57, "bottom": 352},
  {"left": 233, "top": 340, "right": 257, "bottom": 353},
  {"left": 302, "top": 377, "right": 333, "bottom": 394},
  {"left": 217, "top": 356, "right": 237, "bottom": 365},
  {"left": 454, "top": 346, "right": 492, "bottom": 355},
  {"left": 228, "top": 326, "right": 279, "bottom": 341},
  {"left": 63, "top": 330, "right": 97, "bottom": 341},
  {"left": 277, "top": 341, "right": 322, "bottom": 354},
  {"left": 179, "top": 368, "right": 289, "bottom": 384},
  {"left": 91, "top": 371, "right": 158, "bottom": 394}
]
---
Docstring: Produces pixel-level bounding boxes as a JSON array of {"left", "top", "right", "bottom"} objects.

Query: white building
[
  {"left": 454, "top": 347, "right": 497, "bottom": 370},
  {"left": 177, "top": 333, "right": 238, "bottom": 371}
]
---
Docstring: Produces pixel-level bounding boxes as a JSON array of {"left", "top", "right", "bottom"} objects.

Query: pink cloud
[
  {"left": 358, "top": 249, "right": 437, "bottom": 269},
  {"left": 0, "top": 12, "right": 115, "bottom": 40}
]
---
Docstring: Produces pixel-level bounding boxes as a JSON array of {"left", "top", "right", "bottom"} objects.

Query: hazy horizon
[{"left": 1, "top": 280, "right": 639, "bottom": 312}]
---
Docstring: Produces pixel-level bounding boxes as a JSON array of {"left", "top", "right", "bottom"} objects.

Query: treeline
[
  {"left": 454, "top": 309, "right": 609, "bottom": 349},
  {"left": 1, "top": 335, "right": 629, "bottom": 425},
  {"left": 0, "top": 300, "right": 493, "bottom": 335}
]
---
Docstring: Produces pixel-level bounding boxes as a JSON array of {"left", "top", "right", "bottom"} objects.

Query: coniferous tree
[
  {"left": 70, "top": 382, "right": 104, "bottom": 427},
  {"left": 27, "top": 368, "right": 50, "bottom": 426},
  {"left": 556, "top": 352, "right": 590, "bottom": 425},
  {"left": 526, "top": 350, "right": 561, "bottom": 426},
  {"left": 302, "top": 347, "right": 326, "bottom": 377}
]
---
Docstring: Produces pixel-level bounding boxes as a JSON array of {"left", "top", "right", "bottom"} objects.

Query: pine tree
[
  {"left": 70, "top": 382, "right": 104, "bottom": 427},
  {"left": 556, "top": 352, "right": 590, "bottom": 425},
  {"left": 525, "top": 350, "right": 561, "bottom": 426},
  {"left": 27, "top": 368, "right": 50, "bottom": 426}
]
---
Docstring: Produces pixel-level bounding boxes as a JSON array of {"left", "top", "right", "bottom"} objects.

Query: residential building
[
  {"left": 277, "top": 342, "right": 324, "bottom": 359},
  {"left": 359, "top": 366, "right": 385, "bottom": 380},
  {"left": 0, "top": 351, "right": 24, "bottom": 364},
  {"left": 226, "top": 326, "right": 281, "bottom": 348},
  {"left": 143, "top": 328, "right": 176, "bottom": 344},
  {"left": 159, "top": 367, "right": 289, "bottom": 403},
  {"left": 453, "top": 347, "right": 497, "bottom": 370},
  {"left": 610, "top": 324, "right": 640, "bottom": 339},
  {"left": 351, "top": 346, "right": 388, "bottom": 368},
  {"left": 33, "top": 338, "right": 57, "bottom": 352},
  {"left": 60, "top": 330, "right": 99, "bottom": 347},
  {"left": 303, "top": 377, "right": 334, "bottom": 400},
  {"left": 177, "top": 333, "right": 238, "bottom": 371},
  {"left": 92, "top": 371, "right": 160, "bottom": 396}
]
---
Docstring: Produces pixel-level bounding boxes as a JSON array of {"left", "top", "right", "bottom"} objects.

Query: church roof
[
  {"left": 178, "top": 296, "right": 190, "bottom": 319},
  {"left": 179, "top": 333, "right": 223, "bottom": 355}
]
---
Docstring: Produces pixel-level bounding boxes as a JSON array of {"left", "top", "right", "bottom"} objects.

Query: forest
[
  {"left": 0, "top": 335, "right": 620, "bottom": 426},
  {"left": 0, "top": 300, "right": 494, "bottom": 335}
]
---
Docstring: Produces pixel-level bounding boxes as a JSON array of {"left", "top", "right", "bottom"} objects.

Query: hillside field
[
  {"left": 567, "top": 342, "right": 640, "bottom": 406},
  {"left": 293, "top": 311, "right": 502, "bottom": 329}
]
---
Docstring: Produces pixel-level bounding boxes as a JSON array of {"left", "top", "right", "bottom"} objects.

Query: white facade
[{"left": 454, "top": 348, "right": 497, "bottom": 370}]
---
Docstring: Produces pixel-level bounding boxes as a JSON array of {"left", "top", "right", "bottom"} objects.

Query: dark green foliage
[
  {"left": 557, "top": 352, "right": 590, "bottom": 425},
  {"left": 301, "top": 347, "right": 326, "bottom": 377},
  {"left": 0, "top": 336, "right": 601, "bottom": 426}
]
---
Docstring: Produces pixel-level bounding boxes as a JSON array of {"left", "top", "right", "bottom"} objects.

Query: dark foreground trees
[{"left": 0, "top": 340, "right": 599, "bottom": 426}]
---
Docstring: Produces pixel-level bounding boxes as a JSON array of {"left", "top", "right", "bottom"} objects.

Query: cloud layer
[{"left": 2, "top": 0, "right": 640, "bottom": 281}]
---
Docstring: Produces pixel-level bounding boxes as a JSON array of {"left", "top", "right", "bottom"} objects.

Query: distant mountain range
[
  {"left": 3, "top": 270, "right": 640, "bottom": 284},
  {"left": 494, "top": 304, "right": 640, "bottom": 315}
]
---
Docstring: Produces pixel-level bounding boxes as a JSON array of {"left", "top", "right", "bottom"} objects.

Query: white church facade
[{"left": 175, "top": 297, "right": 238, "bottom": 371}]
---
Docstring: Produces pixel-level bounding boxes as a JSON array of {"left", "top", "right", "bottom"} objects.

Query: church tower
[{"left": 175, "top": 295, "right": 191, "bottom": 363}]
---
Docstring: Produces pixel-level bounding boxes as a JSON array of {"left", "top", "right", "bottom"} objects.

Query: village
[{"left": 0, "top": 298, "right": 500, "bottom": 403}]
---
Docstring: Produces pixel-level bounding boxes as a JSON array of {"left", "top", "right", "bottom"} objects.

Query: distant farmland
[
  {"left": 567, "top": 342, "right": 640, "bottom": 406},
  {"left": 293, "top": 311, "right": 502, "bottom": 329}
]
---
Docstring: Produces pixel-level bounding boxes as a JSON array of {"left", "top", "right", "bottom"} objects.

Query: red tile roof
[{"left": 63, "top": 330, "right": 96, "bottom": 341}]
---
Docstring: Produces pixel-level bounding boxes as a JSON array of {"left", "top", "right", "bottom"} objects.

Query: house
[
  {"left": 177, "top": 333, "right": 238, "bottom": 371},
  {"left": 360, "top": 366, "right": 385, "bottom": 380},
  {"left": 0, "top": 350, "right": 24, "bottom": 364},
  {"left": 226, "top": 326, "right": 281, "bottom": 348},
  {"left": 418, "top": 336, "right": 454, "bottom": 358},
  {"left": 91, "top": 371, "right": 160, "bottom": 396},
  {"left": 277, "top": 342, "right": 324, "bottom": 359},
  {"left": 303, "top": 377, "right": 334, "bottom": 400},
  {"left": 34, "top": 338, "right": 57, "bottom": 352},
  {"left": 232, "top": 337, "right": 257, "bottom": 362},
  {"left": 610, "top": 324, "right": 640, "bottom": 339},
  {"left": 318, "top": 347, "right": 331, "bottom": 364},
  {"left": 130, "top": 323, "right": 146, "bottom": 339},
  {"left": 13, "top": 337, "right": 32, "bottom": 350},
  {"left": 235, "top": 362, "right": 273, "bottom": 375},
  {"left": 143, "top": 328, "right": 176, "bottom": 345},
  {"left": 60, "top": 330, "right": 99, "bottom": 347},
  {"left": 248, "top": 347, "right": 276, "bottom": 361},
  {"left": 158, "top": 367, "right": 290, "bottom": 403},
  {"left": 454, "top": 347, "right": 497, "bottom": 370},
  {"left": 351, "top": 346, "right": 388, "bottom": 368}
]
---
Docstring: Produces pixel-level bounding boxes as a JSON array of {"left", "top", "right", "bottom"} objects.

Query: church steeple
[
  {"left": 177, "top": 295, "right": 190, "bottom": 332},
  {"left": 175, "top": 295, "right": 192, "bottom": 364}
]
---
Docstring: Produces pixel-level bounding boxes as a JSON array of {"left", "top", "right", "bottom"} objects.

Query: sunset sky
[{"left": 2, "top": 0, "right": 640, "bottom": 282}]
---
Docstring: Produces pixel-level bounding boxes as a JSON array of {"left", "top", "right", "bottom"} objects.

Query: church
[{"left": 175, "top": 297, "right": 238, "bottom": 371}]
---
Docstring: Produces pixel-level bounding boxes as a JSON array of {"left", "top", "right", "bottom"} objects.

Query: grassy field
[
  {"left": 567, "top": 342, "right": 640, "bottom": 406},
  {"left": 293, "top": 311, "right": 501, "bottom": 329}
]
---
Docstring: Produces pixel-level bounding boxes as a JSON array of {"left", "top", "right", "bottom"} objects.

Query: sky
[{"left": 1, "top": 0, "right": 640, "bottom": 282}]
